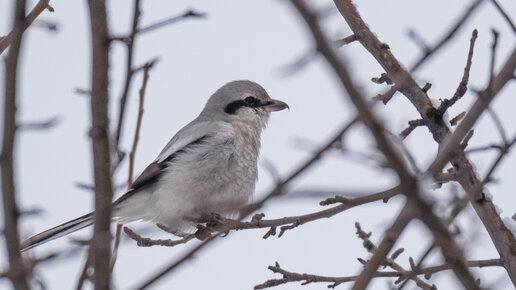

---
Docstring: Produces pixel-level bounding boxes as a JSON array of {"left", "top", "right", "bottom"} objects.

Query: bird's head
[{"left": 200, "top": 80, "right": 289, "bottom": 128}]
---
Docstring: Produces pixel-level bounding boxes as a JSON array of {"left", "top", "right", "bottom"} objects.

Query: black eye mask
[{"left": 224, "top": 97, "right": 266, "bottom": 114}]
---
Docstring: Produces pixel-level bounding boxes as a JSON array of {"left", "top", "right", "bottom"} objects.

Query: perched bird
[{"left": 21, "top": 80, "right": 288, "bottom": 251}]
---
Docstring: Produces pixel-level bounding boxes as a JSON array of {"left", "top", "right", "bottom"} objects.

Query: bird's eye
[{"left": 244, "top": 96, "right": 256, "bottom": 105}]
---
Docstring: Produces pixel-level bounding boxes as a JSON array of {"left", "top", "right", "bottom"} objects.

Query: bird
[{"left": 21, "top": 80, "right": 288, "bottom": 251}]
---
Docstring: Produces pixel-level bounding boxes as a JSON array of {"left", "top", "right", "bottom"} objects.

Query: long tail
[{"left": 21, "top": 212, "right": 94, "bottom": 251}]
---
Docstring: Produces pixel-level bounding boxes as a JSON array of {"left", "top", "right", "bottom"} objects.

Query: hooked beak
[{"left": 264, "top": 99, "right": 289, "bottom": 112}]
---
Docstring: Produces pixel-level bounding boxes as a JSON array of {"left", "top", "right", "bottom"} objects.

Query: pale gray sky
[{"left": 1, "top": 0, "right": 516, "bottom": 289}]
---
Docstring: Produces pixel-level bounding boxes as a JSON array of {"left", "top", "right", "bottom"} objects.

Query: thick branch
[
  {"left": 292, "top": 1, "right": 482, "bottom": 288},
  {"left": 86, "top": 0, "right": 114, "bottom": 288},
  {"left": 332, "top": 0, "right": 516, "bottom": 285},
  {"left": 1, "top": 0, "right": 31, "bottom": 289}
]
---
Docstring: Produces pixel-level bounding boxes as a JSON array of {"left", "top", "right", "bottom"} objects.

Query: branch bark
[
  {"left": 0, "top": 0, "right": 53, "bottom": 55},
  {"left": 332, "top": 0, "right": 516, "bottom": 286},
  {"left": 86, "top": 0, "right": 114, "bottom": 288},
  {"left": 255, "top": 258, "right": 502, "bottom": 289},
  {"left": 1, "top": 0, "right": 31, "bottom": 289},
  {"left": 290, "top": 1, "right": 482, "bottom": 288}
]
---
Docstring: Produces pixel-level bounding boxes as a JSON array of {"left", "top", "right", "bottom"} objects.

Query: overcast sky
[{"left": 1, "top": 0, "right": 516, "bottom": 289}]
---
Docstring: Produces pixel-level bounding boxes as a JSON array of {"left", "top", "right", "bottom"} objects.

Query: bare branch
[
  {"left": 113, "top": 0, "right": 142, "bottom": 148},
  {"left": 486, "top": 107, "right": 508, "bottom": 144},
  {"left": 427, "top": 45, "right": 516, "bottom": 175},
  {"left": 18, "top": 116, "right": 60, "bottom": 131},
  {"left": 351, "top": 204, "right": 414, "bottom": 289},
  {"left": 0, "top": 0, "right": 54, "bottom": 55},
  {"left": 334, "top": 34, "right": 357, "bottom": 46},
  {"left": 450, "top": 111, "right": 466, "bottom": 126},
  {"left": 371, "top": 73, "right": 393, "bottom": 85},
  {"left": 111, "top": 61, "right": 154, "bottom": 272},
  {"left": 137, "top": 9, "right": 206, "bottom": 35},
  {"left": 123, "top": 227, "right": 195, "bottom": 247},
  {"left": 86, "top": 0, "right": 114, "bottom": 288},
  {"left": 126, "top": 186, "right": 401, "bottom": 247},
  {"left": 113, "top": 6, "right": 203, "bottom": 149},
  {"left": 254, "top": 259, "right": 502, "bottom": 289},
  {"left": 482, "top": 135, "right": 516, "bottom": 184},
  {"left": 409, "top": 0, "right": 483, "bottom": 72},
  {"left": 354, "top": 222, "right": 435, "bottom": 289},
  {"left": 438, "top": 29, "right": 478, "bottom": 113},
  {"left": 290, "top": 0, "right": 484, "bottom": 288},
  {"left": 1, "top": 0, "right": 31, "bottom": 288},
  {"left": 490, "top": 0, "right": 516, "bottom": 34},
  {"left": 329, "top": 0, "right": 516, "bottom": 284},
  {"left": 399, "top": 119, "right": 425, "bottom": 139},
  {"left": 378, "top": 0, "right": 483, "bottom": 104}
]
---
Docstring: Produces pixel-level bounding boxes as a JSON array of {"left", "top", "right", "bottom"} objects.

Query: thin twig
[
  {"left": 18, "top": 116, "right": 60, "bottom": 131},
  {"left": 409, "top": 0, "right": 483, "bottom": 72},
  {"left": 354, "top": 222, "right": 435, "bottom": 289},
  {"left": 438, "top": 29, "right": 478, "bottom": 113},
  {"left": 351, "top": 204, "right": 414, "bottom": 290},
  {"left": 399, "top": 119, "right": 425, "bottom": 139},
  {"left": 486, "top": 107, "right": 508, "bottom": 144},
  {"left": 75, "top": 254, "right": 91, "bottom": 290},
  {"left": 482, "top": 135, "right": 516, "bottom": 184},
  {"left": 254, "top": 259, "right": 502, "bottom": 289},
  {"left": 137, "top": 9, "right": 206, "bottom": 35},
  {"left": 113, "top": 7, "right": 203, "bottom": 149},
  {"left": 334, "top": 34, "right": 358, "bottom": 46},
  {"left": 378, "top": 0, "right": 483, "bottom": 104},
  {"left": 123, "top": 227, "right": 195, "bottom": 247},
  {"left": 488, "top": 29, "right": 499, "bottom": 88},
  {"left": 114, "top": 0, "right": 141, "bottom": 148},
  {"left": 490, "top": 0, "right": 516, "bottom": 34},
  {"left": 111, "top": 61, "right": 153, "bottom": 272}
]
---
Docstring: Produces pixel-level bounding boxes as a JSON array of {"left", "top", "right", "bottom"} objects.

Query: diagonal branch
[
  {"left": 0, "top": 0, "right": 54, "bottom": 55},
  {"left": 490, "top": 0, "right": 516, "bottom": 34},
  {"left": 291, "top": 1, "right": 482, "bottom": 289},
  {"left": 332, "top": 0, "right": 516, "bottom": 286}
]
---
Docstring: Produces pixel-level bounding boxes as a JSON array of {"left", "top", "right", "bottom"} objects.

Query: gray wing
[{"left": 113, "top": 134, "right": 213, "bottom": 206}]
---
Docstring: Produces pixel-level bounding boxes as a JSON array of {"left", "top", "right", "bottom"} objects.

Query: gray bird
[{"left": 21, "top": 80, "right": 288, "bottom": 251}]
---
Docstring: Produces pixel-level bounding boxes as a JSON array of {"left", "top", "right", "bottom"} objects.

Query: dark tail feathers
[{"left": 21, "top": 212, "right": 94, "bottom": 251}]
